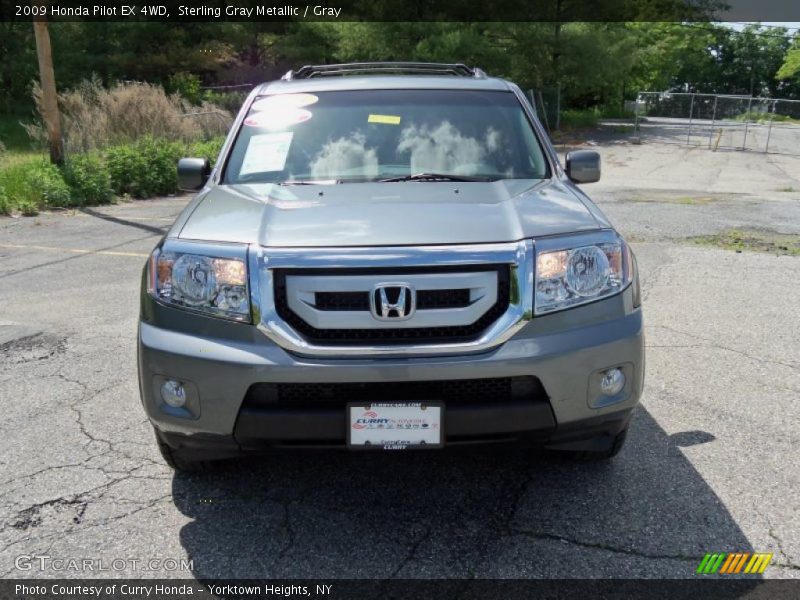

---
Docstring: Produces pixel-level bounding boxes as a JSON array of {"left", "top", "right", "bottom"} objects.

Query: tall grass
[
  {"left": 24, "top": 78, "right": 231, "bottom": 153},
  {"left": 0, "top": 157, "right": 71, "bottom": 215},
  {"left": 0, "top": 78, "right": 231, "bottom": 216}
]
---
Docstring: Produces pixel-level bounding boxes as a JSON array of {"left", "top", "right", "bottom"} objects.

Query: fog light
[
  {"left": 160, "top": 380, "right": 186, "bottom": 408},
  {"left": 600, "top": 368, "right": 625, "bottom": 396}
]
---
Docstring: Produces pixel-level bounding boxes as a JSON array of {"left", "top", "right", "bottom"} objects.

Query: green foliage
[
  {"left": 167, "top": 71, "right": 202, "bottom": 103},
  {"left": 0, "top": 158, "right": 71, "bottom": 212},
  {"left": 777, "top": 40, "right": 800, "bottom": 80},
  {"left": 62, "top": 153, "right": 113, "bottom": 205},
  {"left": 5, "top": 21, "right": 800, "bottom": 135},
  {"left": 0, "top": 133, "right": 226, "bottom": 215},
  {"left": 105, "top": 136, "right": 184, "bottom": 198},
  {"left": 559, "top": 109, "right": 600, "bottom": 130},
  {"left": 187, "top": 136, "right": 225, "bottom": 166},
  {"left": 0, "top": 184, "right": 9, "bottom": 215}
]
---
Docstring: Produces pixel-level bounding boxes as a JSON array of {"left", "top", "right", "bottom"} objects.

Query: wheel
[{"left": 154, "top": 429, "right": 217, "bottom": 473}]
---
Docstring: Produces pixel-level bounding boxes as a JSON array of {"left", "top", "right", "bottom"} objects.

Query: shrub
[
  {"left": 188, "top": 136, "right": 225, "bottom": 167},
  {"left": 19, "top": 199, "right": 40, "bottom": 216},
  {"left": 25, "top": 78, "right": 232, "bottom": 153},
  {"left": 62, "top": 153, "right": 113, "bottom": 205},
  {"left": 0, "top": 185, "right": 9, "bottom": 215},
  {"left": 0, "top": 158, "right": 71, "bottom": 211},
  {"left": 106, "top": 136, "right": 184, "bottom": 198},
  {"left": 29, "top": 161, "right": 72, "bottom": 207},
  {"left": 559, "top": 109, "right": 600, "bottom": 130},
  {"left": 167, "top": 72, "right": 202, "bottom": 104}
]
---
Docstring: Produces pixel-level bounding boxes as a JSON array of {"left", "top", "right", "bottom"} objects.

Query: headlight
[
  {"left": 147, "top": 247, "right": 250, "bottom": 321},
  {"left": 535, "top": 239, "right": 632, "bottom": 315}
]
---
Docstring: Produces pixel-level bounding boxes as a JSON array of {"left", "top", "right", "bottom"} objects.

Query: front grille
[
  {"left": 243, "top": 376, "right": 547, "bottom": 410},
  {"left": 418, "top": 288, "right": 471, "bottom": 309},
  {"left": 274, "top": 265, "right": 510, "bottom": 345},
  {"left": 315, "top": 291, "right": 369, "bottom": 311},
  {"left": 315, "top": 288, "right": 471, "bottom": 311}
]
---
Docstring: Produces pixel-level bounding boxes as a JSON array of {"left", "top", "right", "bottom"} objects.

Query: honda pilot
[{"left": 138, "top": 62, "right": 644, "bottom": 471}]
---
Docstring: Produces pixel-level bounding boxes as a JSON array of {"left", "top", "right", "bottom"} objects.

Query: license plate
[{"left": 347, "top": 403, "right": 444, "bottom": 450}]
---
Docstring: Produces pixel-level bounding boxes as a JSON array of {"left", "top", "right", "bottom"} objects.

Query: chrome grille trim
[
  {"left": 249, "top": 241, "right": 533, "bottom": 357},
  {"left": 284, "top": 271, "right": 498, "bottom": 330}
]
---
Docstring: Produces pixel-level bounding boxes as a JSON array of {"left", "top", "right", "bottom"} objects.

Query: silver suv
[{"left": 138, "top": 62, "right": 644, "bottom": 471}]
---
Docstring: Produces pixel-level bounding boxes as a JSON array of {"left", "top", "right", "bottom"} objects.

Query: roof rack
[{"left": 281, "top": 62, "right": 488, "bottom": 81}]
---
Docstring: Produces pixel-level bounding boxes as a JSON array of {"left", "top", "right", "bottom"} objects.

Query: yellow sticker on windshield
[{"left": 368, "top": 114, "right": 401, "bottom": 125}]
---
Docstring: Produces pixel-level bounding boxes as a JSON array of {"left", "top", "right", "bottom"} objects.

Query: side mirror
[
  {"left": 565, "top": 150, "right": 601, "bottom": 184},
  {"left": 177, "top": 157, "right": 211, "bottom": 191}
]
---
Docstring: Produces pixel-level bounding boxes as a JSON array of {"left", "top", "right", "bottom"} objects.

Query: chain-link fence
[{"left": 633, "top": 92, "right": 800, "bottom": 156}]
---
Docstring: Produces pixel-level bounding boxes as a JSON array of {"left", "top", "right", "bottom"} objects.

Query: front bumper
[{"left": 138, "top": 286, "right": 644, "bottom": 455}]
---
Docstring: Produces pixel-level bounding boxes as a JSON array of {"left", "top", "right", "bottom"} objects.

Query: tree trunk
[
  {"left": 552, "top": 3, "right": 562, "bottom": 131},
  {"left": 32, "top": 3, "right": 64, "bottom": 165}
]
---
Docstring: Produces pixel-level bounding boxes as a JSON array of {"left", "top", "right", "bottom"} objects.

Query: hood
[{"left": 177, "top": 179, "right": 602, "bottom": 247}]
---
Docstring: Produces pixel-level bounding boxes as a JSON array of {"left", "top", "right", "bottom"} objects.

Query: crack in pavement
[
  {"left": 648, "top": 324, "right": 800, "bottom": 372},
  {"left": 765, "top": 515, "right": 800, "bottom": 572},
  {"left": 507, "top": 527, "right": 701, "bottom": 562}
]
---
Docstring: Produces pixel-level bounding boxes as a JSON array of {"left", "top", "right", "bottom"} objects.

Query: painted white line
[{"left": 0, "top": 243, "right": 148, "bottom": 258}]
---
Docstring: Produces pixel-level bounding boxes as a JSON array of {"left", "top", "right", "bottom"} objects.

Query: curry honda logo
[
  {"left": 352, "top": 410, "right": 390, "bottom": 430},
  {"left": 371, "top": 284, "right": 416, "bottom": 320},
  {"left": 696, "top": 552, "right": 773, "bottom": 575}
]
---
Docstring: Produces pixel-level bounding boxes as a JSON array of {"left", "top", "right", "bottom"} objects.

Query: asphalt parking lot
[{"left": 1, "top": 137, "right": 798, "bottom": 580}]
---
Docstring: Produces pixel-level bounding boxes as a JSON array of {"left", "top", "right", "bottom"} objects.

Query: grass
[
  {"left": 691, "top": 229, "right": 800, "bottom": 256},
  {"left": 628, "top": 194, "right": 717, "bottom": 205},
  {"left": 559, "top": 109, "right": 600, "bottom": 130},
  {"left": 673, "top": 196, "right": 714, "bottom": 205},
  {"left": 552, "top": 106, "right": 637, "bottom": 133}
]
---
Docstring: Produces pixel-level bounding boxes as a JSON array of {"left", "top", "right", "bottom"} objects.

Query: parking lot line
[
  {"left": 0, "top": 243, "right": 148, "bottom": 258},
  {"left": 72, "top": 214, "right": 176, "bottom": 222}
]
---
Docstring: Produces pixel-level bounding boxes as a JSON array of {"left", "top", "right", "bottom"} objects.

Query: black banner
[
  {"left": 2, "top": 0, "right": 800, "bottom": 23},
  {"left": 4, "top": 579, "right": 800, "bottom": 600}
]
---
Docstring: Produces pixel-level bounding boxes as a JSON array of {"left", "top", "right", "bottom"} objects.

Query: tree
[
  {"left": 32, "top": 8, "right": 63, "bottom": 164},
  {"left": 776, "top": 36, "right": 800, "bottom": 80}
]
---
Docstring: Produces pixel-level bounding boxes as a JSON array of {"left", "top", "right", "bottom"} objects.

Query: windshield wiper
[{"left": 378, "top": 173, "right": 496, "bottom": 183}]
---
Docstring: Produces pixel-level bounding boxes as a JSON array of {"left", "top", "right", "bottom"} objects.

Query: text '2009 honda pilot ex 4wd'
[{"left": 138, "top": 62, "right": 644, "bottom": 471}]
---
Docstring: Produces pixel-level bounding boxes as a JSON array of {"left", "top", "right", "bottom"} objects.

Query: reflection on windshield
[
  {"left": 310, "top": 133, "right": 379, "bottom": 179},
  {"left": 398, "top": 121, "right": 505, "bottom": 176}
]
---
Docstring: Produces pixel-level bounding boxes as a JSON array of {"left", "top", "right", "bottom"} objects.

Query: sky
[{"left": 724, "top": 22, "right": 800, "bottom": 34}]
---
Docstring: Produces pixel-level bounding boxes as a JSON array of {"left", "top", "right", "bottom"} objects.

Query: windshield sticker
[
  {"left": 244, "top": 108, "right": 312, "bottom": 130},
  {"left": 240, "top": 132, "right": 293, "bottom": 175},
  {"left": 368, "top": 114, "right": 402, "bottom": 125},
  {"left": 251, "top": 94, "right": 319, "bottom": 111}
]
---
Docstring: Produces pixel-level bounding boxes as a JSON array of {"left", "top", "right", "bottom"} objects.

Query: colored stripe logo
[{"left": 696, "top": 552, "right": 773, "bottom": 574}]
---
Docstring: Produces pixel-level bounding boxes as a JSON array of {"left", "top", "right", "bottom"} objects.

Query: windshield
[{"left": 223, "top": 89, "right": 549, "bottom": 184}]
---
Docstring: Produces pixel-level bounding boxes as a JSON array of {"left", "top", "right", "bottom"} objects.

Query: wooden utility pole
[{"left": 32, "top": 2, "right": 64, "bottom": 165}]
